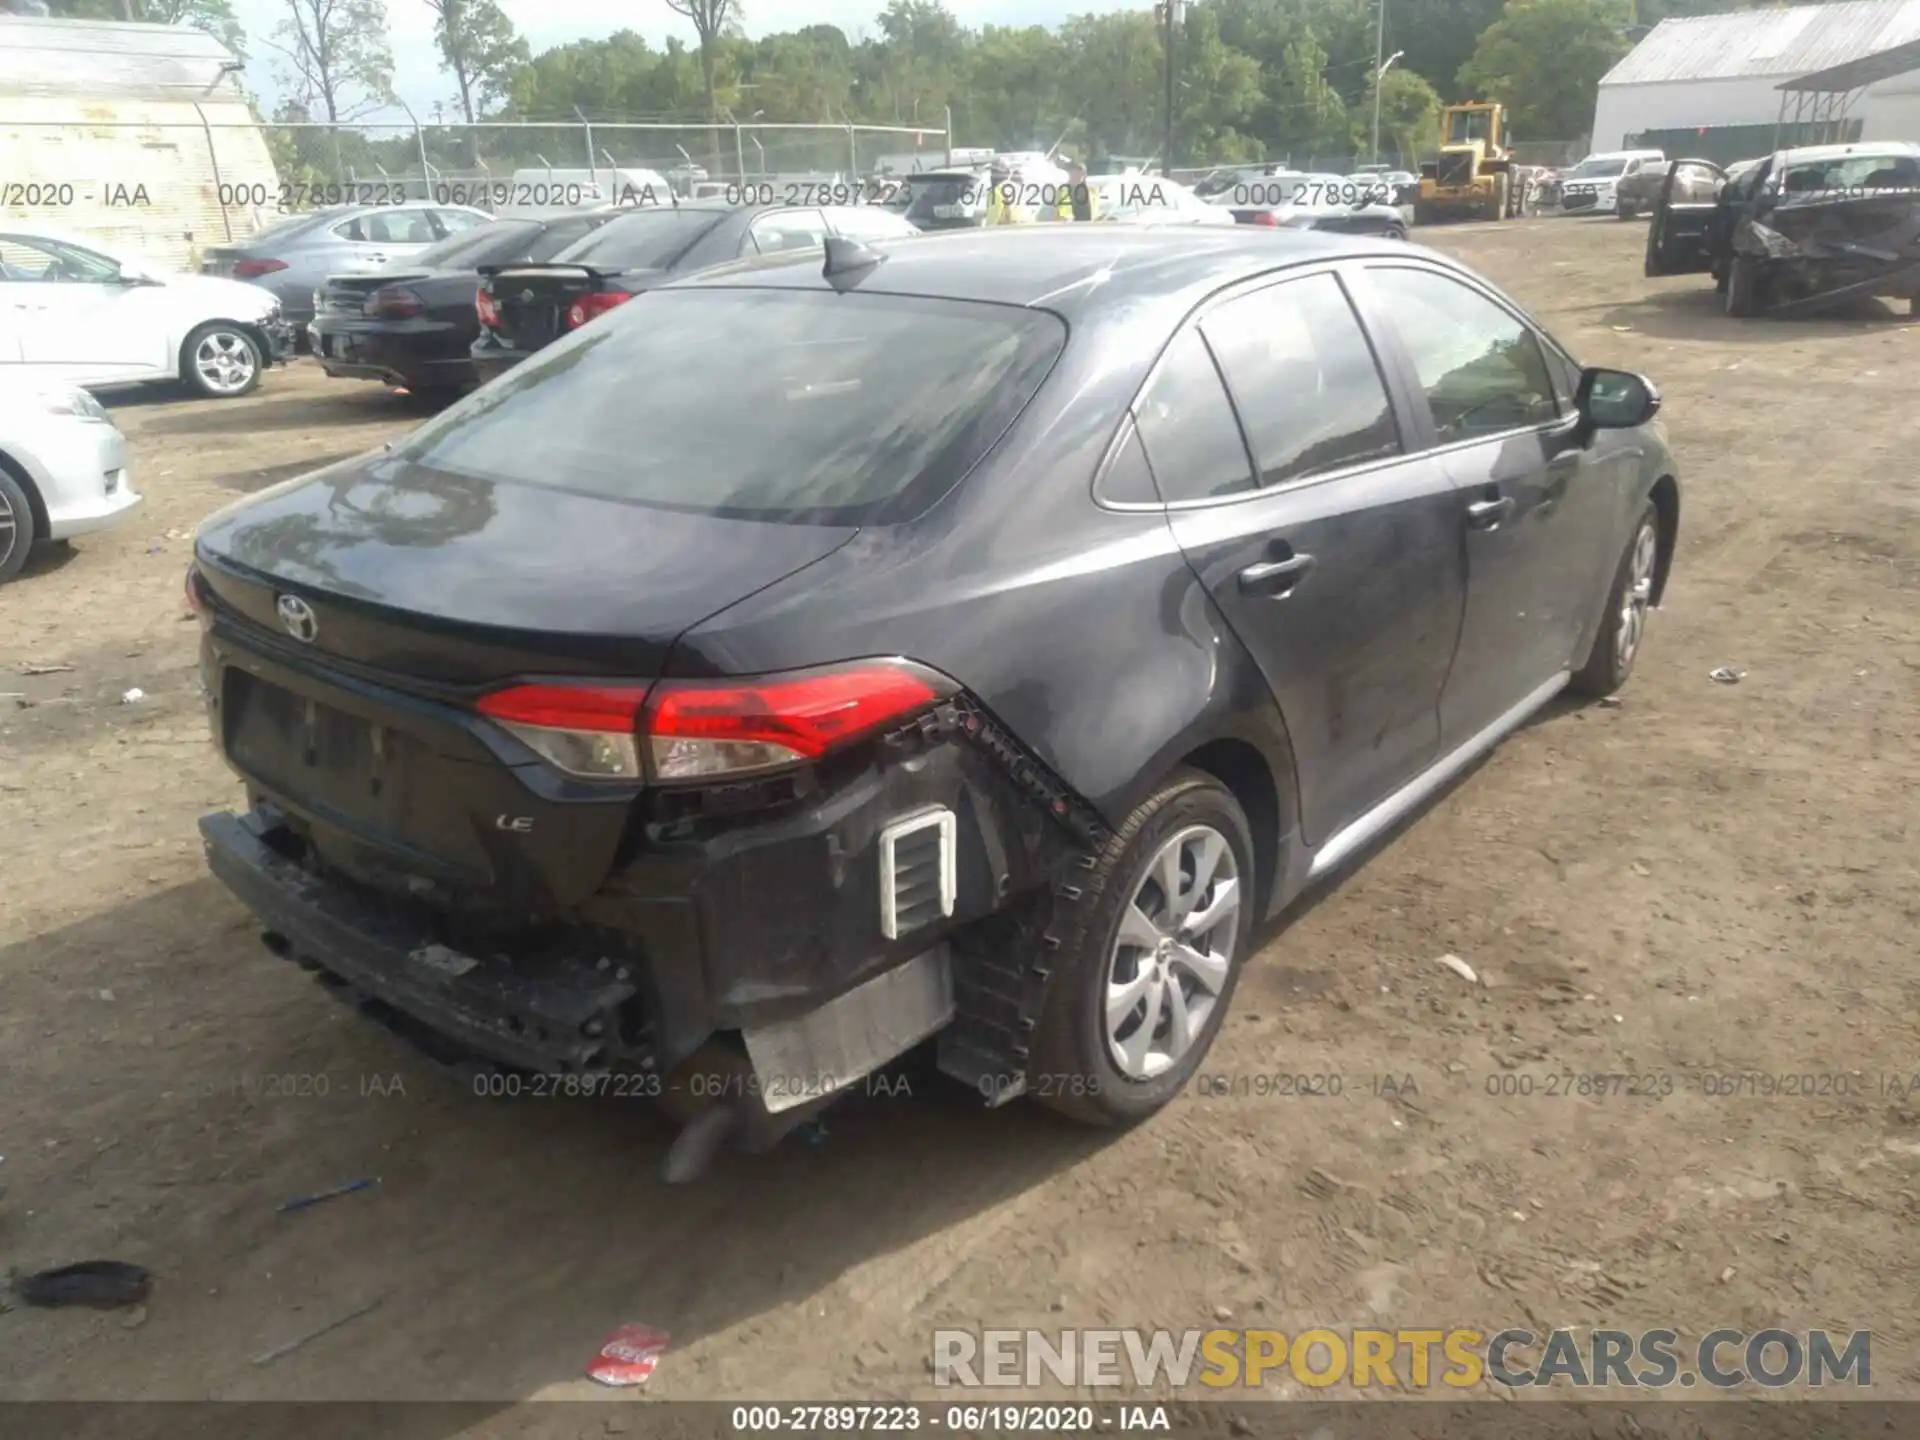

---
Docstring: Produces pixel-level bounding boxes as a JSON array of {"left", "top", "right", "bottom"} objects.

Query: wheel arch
[
  {"left": 1648, "top": 474, "right": 1680, "bottom": 605},
  {"left": 0, "top": 445, "right": 50, "bottom": 542},
  {"left": 1174, "top": 736, "right": 1287, "bottom": 918}
]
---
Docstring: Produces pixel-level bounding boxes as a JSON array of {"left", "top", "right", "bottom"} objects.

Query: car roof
[
  {"left": 1773, "top": 140, "right": 1920, "bottom": 164},
  {"left": 673, "top": 224, "right": 1417, "bottom": 322}
]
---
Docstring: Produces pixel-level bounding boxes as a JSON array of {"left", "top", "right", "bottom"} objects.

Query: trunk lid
[
  {"left": 194, "top": 452, "right": 858, "bottom": 909},
  {"left": 194, "top": 451, "right": 858, "bottom": 683},
  {"left": 317, "top": 272, "right": 430, "bottom": 316},
  {"left": 478, "top": 264, "right": 653, "bottom": 352}
]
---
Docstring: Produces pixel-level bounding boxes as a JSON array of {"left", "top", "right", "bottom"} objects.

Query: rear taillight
[
  {"left": 184, "top": 564, "right": 208, "bottom": 622},
  {"left": 367, "top": 285, "right": 425, "bottom": 318},
  {"left": 565, "top": 291, "right": 632, "bottom": 330},
  {"left": 1247, "top": 211, "right": 1279, "bottom": 227},
  {"left": 474, "top": 661, "right": 952, "bottom": 782},
  {"left": 232, "top": 258, "right": 287, "bottom": 279},
  {"left": 475, "top": 286, "right": 499, "bottom": 327}
]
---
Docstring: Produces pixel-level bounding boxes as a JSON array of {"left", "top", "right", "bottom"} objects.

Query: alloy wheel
[
  {"left": 1616, "top": 519, "right": 1658, "bottom": 671},
  {"left": 194, "top": 330, "right": 258, "bottom": 396},
  {"left": 0, "top": 486, "right": 16, "bottom": 572},
  {"left": 1105, "top": 824, "right": 1241, "bottom": 1080}
]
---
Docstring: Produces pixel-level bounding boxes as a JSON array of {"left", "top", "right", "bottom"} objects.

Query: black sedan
[
  {"left": 308, "top": 213, "right": 622, "bottom": 397},
  {"left": 471, "top": 200, "right": 920, "bottom": 382},
  {"left": 188, "top": 228, "right": 1677, "bottom": 1180}
]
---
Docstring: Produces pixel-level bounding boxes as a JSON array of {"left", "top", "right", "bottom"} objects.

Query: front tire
[
  {"left": 0, "top": 467, "right": 37, "bottom": 583},
  {"left": 181, "top": 322, "right": 264, "bottom": 399},
  {"left": 1572, "top": 500, "right": 1660, "bottom": 698},
  {"left": 1028, "top": 767, "right": 1255, "bottom": 1127}
]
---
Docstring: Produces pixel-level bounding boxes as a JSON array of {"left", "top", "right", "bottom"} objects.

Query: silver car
[{"left": 200, "top": 203, "right": 493, "bottom": 327}]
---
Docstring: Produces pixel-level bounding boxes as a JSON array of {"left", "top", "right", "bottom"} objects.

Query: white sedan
[
  {"left": 0, "top": 376, "right": 140, "bottom": 583},
  {"left": 0, "top": 227, "right": 294, "bottom": 400},
  {"left": 1090, "top": 175, "right": 1239, "bottom": 226}
]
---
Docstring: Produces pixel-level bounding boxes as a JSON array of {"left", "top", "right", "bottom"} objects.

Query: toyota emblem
[{"left": 276, "top": 594, "right": 319, "bottom": 643}]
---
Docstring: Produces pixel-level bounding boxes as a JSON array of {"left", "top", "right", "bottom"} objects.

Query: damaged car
[
  {"left": 188, "top": 228, "right": 1679, "bottom": 1180},
  {"left": 1646, "top": 141, "right": 1920, "bottom": 317}
]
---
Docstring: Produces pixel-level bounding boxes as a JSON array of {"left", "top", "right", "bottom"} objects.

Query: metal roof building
[
  {"left": 1591, "top": 0, "right": 1920, "bottom": 161},
  {"left": 0, "top": 16, "right": 281, "bottom": 271}
]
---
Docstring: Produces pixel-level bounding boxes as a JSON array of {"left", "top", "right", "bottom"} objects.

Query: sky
[{"left": 230, "top": 0, "right": 1132, "bottom": 121}]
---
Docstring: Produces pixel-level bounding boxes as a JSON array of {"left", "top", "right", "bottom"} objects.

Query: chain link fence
[{"left": 266, "top": 119, "right": 953, "bottom": 209}]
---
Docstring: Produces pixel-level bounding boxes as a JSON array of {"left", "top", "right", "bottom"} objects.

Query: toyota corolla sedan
[{"left": 188, "top": 228, "right": 1678, "bottom": 1180}]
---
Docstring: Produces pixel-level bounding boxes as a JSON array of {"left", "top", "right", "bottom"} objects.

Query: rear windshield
[
  {"left": 389, "top": 288, "right": 1067, "bottom": 525},
  {"left": 244, "top": 210, "right": 336, "bottom": 245},
  {"left": 411, "top": 221, "right": 540, "bottom": 269},
  {"left": 1568, "top": 158, "right": 1629, "bottom": 178},
  {"left": 554, "top": 209, "right": 729, "bottom": 268}
]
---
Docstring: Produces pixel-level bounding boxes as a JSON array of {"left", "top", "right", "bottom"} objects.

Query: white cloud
[{"left": 232, "top": 0, "right": 1133, "bottom": 118}]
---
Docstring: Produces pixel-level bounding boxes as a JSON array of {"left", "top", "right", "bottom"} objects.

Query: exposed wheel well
[
  {"left": 0, "top": 446, "right": 49, "bottom": 541},
  {"left": 1648, "top": 475, "right": 1680, "bottom": 605},
  {"left": 1177, "top": 737, "right": 1283, "bottom": 915}
]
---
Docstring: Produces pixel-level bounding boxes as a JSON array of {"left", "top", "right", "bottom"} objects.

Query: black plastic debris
[{"left": 14, "top": 1260, "right": 152, "bottom": 1309}]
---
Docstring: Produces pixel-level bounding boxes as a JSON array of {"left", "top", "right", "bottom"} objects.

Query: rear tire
[
  {"left": 1027, "top": 767, "right": 1255, "bottom": 1127},
  {"left": 1383, "top": 223, "right": 1407, "bottom": 241},
  {"left": 0, "top": 467, "right": 36, "bottom": 583},
  {"left": 1572, "top": 500, "right": 1660, "bottom": 699}
]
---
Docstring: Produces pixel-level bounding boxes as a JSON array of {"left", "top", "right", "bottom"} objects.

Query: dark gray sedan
[{"left": 190, "top": 226, "right": 1677, "bottom": 1178}]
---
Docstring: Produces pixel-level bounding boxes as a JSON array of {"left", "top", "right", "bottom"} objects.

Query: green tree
[
  {"left": 1269, "top": 34, "right": 1349, "bottom": 158},
  {"left": 1357, "top": 65, "right": 1442, "bottom": 163},
  {"left": 662, "top": 0, "right": 743, "bottom": 173},
  {"left": 1179, "top": 5, "right": 1264, "bottom": 165},
  {"left": 1459, "top": 0, "right": 1633, "bottom": 140},
  {"left": 266, "top": 0, "right": 394, "bottom": 124},
  {"left": 424, "top": 0, "right": 530, "bottom": 123}
]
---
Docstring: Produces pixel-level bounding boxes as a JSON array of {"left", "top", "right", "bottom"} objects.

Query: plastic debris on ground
[
  {"left": 1434, "top": 953, "right": 1478, "bottom": 985},
  {"left": 14, "top": 1260, "right": 152, "bottom": 1309},
  {"left": 1708, "top": 667, "right": 1746, "bottom": 685},
  {"left": 121, "top": 688, "right": 145, "bottom": 704},
  {"left": 279, "top": 1177, "right": 378, "bottom": 1212},
  {"left": 586, "top": 1323, "right": 670, "bottom": 1387}
]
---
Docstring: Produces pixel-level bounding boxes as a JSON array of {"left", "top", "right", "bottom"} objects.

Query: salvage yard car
[
  {"left": 201, "top": 203, "right": 494, "bottom": 332},
  {"left": 470, "top": 201, "right": 919, "bottom": 383},
  {"left": 0, "top": 375, "right": 139, "bottom": 584},
  {"left": 1614, "top": 157, "right": 1724, "bottom": 221},
  {"left": 188, "top": 227, "right": 1679, "bottom": 1181},
  {"left": 309, "top": 212, "right": 625, "bottom": 399},
  {"left": 0, "top": 227, "right": 292, "bottom": 399},
  {"left": 1645, "top": 141, "right": 1920, "bottom": 317},
  {"left": 1557, "top": 150, "right": 1665, "bottom": 216}
]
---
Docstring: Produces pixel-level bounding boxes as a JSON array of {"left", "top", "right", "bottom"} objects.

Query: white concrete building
[
  {"left": 0, "top": 16, "right": 282, "bottom": 272},
  {"left": 1592, "top": 0, "right": 1920, "bottom": 163}
]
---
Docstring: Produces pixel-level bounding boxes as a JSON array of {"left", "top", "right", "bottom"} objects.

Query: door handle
[
  {"left": 1465, "top": 496, "right": 1516, "bottom": 530},
  {"left": 1237, "top": 552, "right": 1315, "bottom": 597}
]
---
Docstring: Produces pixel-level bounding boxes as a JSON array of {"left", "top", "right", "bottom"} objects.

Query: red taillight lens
[
  {"left": 367, "top": 284, "right": 425, "bottom": 318},
  {"left": 476, "top": 683, "right": 652, "bottom": 779},
  {"left": 1247, "top": 211, "right": 1279, "bottom": 227},
  {"left": 473, "top": 662, "right": 951, "bottom": 782},
  {"left": 565, "top": 291, "right": 632, "bottom": 330},
  {"left": 184, "top": 564, "right": 208, "bottom": 620},
  {"left": 233, "top": 258, "right": 287, "bottom": 278},
  {"left": 475, "top": 287, "right": 499, "bottom": 326}
]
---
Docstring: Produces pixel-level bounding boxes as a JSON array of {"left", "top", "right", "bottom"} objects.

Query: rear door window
[
  {"left": 389, "top": 289, "right": 1066, "bottom": 525},
  {"left": 1131, "top": 329, "right": 1256, "bottom": 504},
  {"left": 750, "top": 209, "right": 830, "bottom": 254},
  {"left": 1200, "top": 272, "right": 1401, "bottom": 487}
]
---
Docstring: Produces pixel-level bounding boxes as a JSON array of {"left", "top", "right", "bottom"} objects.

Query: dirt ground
[{"left": 2, "top": 216, "right": 1917, "bottom": 1420}]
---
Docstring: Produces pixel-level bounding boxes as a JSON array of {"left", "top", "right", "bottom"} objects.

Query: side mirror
[{"left": 1577, "top": 367, "right": 1661, "bottom": 430}]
